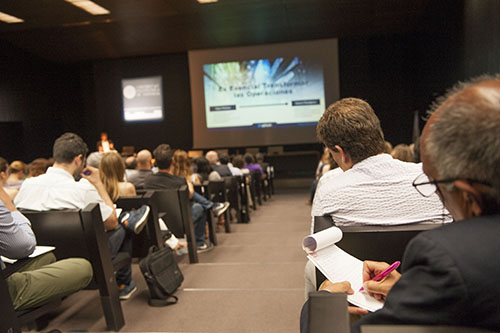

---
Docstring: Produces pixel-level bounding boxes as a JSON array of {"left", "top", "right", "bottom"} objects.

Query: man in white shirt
[
  {"left": 15, "top": 133, "right": 149, "bottom": 300},
  {"left": 305, "top": 98, "right": 450, "bottom": 294}
]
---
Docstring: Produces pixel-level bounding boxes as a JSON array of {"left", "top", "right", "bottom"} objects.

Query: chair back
[
  {"left": 313, "top": 216, "right": 439, "bottom": 289},
  {"left": 152, "top": 187, "right": 198, "bottom": 264}
]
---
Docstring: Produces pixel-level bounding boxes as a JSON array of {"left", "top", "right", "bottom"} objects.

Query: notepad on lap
[{"left": 303, "top": 227, "right": 384, "bottom": 312}]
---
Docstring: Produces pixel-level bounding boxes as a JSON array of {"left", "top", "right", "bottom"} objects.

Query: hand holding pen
[{"left": 360, "top": 260, "right": 402, "bottom": 300}]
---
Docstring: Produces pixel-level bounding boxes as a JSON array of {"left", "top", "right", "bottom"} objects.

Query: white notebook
[{"left": 303, "top": 227, "right": 384, "bottom": 312}]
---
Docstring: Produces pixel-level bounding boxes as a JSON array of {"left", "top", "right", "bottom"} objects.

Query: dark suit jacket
[
  {"left": 352, "top": 214, "right": 500, "bottom": 332},
  {"left": 211, "top": 164, "right": 232, "bottom": 177}
]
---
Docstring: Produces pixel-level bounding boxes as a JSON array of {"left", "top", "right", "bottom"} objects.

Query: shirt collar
[
  {"left": 351, "top": 153, "right": 393, "bottom": 170},
  {"left": 46, "top": 166, "right": 76, "bottom": 180}
]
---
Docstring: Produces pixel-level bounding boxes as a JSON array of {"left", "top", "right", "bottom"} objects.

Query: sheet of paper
[
  {"left": 303, "top": 226, "right": 343, "bottom": 253},
  {"left": 1, "top": 245, "right": 56, "bottom": 264},
  {"left": 308, "top": 244, "right": 384, "bottom": 312}
]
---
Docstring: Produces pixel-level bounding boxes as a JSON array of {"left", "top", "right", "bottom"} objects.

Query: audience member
[
  {"left": 308, "top": 149, "right": 342, "bottom": 205},
  {"left": 27, "top": 158, "right": 50, "bottom": 178},
  {"left": 127, "top": 149, "right": 154, "bottom": 189},
  {"left": 144, "top": 144, "right": 217, "bottom": 252},
  {"left": 6, "top": 161, "right": 26, "bottom": 190},
  {"left": 172, "top": 150, "right": 229, "bottom": 222},
  {"left": 99, "top": 152, "right": 136, "bottom": 200},
  {"left": 219, "top": 153, "right": 243, "bottom": 176},
  {"left": 312, "top": 77, "right": 500, "bottom": 332},
  {"left": 255, "top": 153, "right": 269, "bottom": 174},
  {"left": 232, "top": 155, "right": 250, "bottom": 174},
  {"left": 0, "top": 185, "right": 93, "bottom": 310},
  {"left": 206, "top": 150, "right": 232, "bottom": 177},
  {"left": 312, "top": 98, "right": 448, "bottom": 229},
  {"left": 244, "top": 153, "right": 264, "bottom": 178},
  {"left": 125, "top": 156, "right": 137, "bottom": 170},
  {"left": 383, "top": 140, "right": 393, "bottom": 154},
  {"left": 305, "top": 98, "right": 449, "bottom": 295},
  {"left": 390, "top": 143, "right": 414, "bottom": 162},
  {"left": 0, "top": 158, "right": 19, "bottom": 199},
  {"left": 86, "top": 152, "right": 104, "bottom": 168},
  {"left": 96, "top": 132, "right": 114, "bottom": 153},
  {"left": 192, "top": 157, "right": 221, "bottom": 184},
  {"left": 14, "top": 133, "right": 150, "bottom": 300}
]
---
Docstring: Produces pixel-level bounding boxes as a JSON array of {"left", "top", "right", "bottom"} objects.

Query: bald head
[
  {"left": 421, "top": 78, "right": 500, "bottom": 213},
  {"left": 136, "top": 149, "right": 152, "bottom": 169},
  {"left": 206, "top": 151, "right": 218, "bottom": 164}
]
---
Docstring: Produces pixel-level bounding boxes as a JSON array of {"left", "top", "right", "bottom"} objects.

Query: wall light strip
[
  {"left": 197, "top": 0, "right": 218, "bottom": 3},
  {"left": 65, "top": 0, "right": 110, "bottom": 15},
  {"left": 0, "top": 11, "right": 24, "bottom": 23}
]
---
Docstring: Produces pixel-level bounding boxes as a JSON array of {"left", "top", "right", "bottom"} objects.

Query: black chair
[
  {"left": 191, "top": 182, "right": 219, "bottom": 244},
  {"left": 223, "top": 176, "right": 239, "bottom": 223},
  {"left": 207, "top": 180, "right": 231, "bottom": 233},
  {"left": 21, "top": 204, "right": 126, "bottom": 331},
  {"left": 236, "top": 175, "right": 251, "bottom": 223},
  {"left": 306, "top": 292, "right": 349, "bottom": 333},
  {"left": 116, "top": 191, "right": 163, "bottom": 258},
  {"left": 250, "top": 170, "right": 263, "bottom": 206},
  {"left": 313, "top": 216, "right": 439, "bottom": 289},
  {"left": 150, "top": 187, "right": 199, "bottom": 264}
]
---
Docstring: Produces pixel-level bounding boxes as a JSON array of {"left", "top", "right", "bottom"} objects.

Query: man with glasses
[{"left": 317, "top": 77, "right": 500, "bottom": 331}]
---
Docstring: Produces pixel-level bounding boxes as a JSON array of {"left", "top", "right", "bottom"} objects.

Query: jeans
[
  {"left": 107, "top": 225, "right": 132, "bottom": 286},
  {"left": 192, "top": 191, "right": 214, "bottom": 210},
  {"left": 191, "top": 202, "right": 208, "bottom": 246}
]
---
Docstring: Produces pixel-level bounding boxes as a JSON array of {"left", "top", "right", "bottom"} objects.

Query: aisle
[{"left": 46, "top": 187, "right": 311, "bottom": 332}]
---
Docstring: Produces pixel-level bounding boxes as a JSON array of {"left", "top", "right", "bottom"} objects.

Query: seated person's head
[
  {"left": 244, "top": 153, "right": 255, "bottom": 165},
  {"left": 53, "top": 133, "right": 89, "bottom": 177},
  {"left": 391, "top": 144, "right": 413, "bottom": 162},
  {"left": 195, "top": 157, "right": 211, "bottom": 175},
  {"left": 383, "top": 141, "right": 393, "bottom": 154},
  {"left": 99, "top": 152, "right": 126, "bottom": 201},
  {"left": 8, "top": 161, "right": 26, "bottom": 180},
  {"left": 125, "top": 156, "right": 137, "bottom": 170},
  {"left": 256, "top": 153, "right": 265, "bottom": 163},
  {"left": 421, "top": 77, "right": 500, "bottom": 219},
  {"left": 153, "top": 144, "right": 173, "bottom": 170},
  {"left": 136, "top": 149, "right": 153, "bottom": 169},
  {"left": 172, "top": 150, "right": 191, "bottom": 177},
  {"left": 317, "top": 98, "right": 385, "bottom": 170},
  {"left": 86, "top": 152, "right": 104, "bottom": 168},
  {"left": 232, "top": 155, "right": 245, "bottom": 169},
  {"left": 28, "top": 158, "right": 49, "bottom": 178},
  {"left": 219, "top": 153, "right": 230, "bottom": 165},
  {"left": 205, "top": 151, "right": 218, "bottom": 164}
]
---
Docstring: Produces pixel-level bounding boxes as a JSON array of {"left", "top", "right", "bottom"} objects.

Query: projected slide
[
  {"left": 203, "top": 57, "right": 325, "bottom": 130},
  {"left": 122, "top": 76, "right": 164, "bottom": 122}
]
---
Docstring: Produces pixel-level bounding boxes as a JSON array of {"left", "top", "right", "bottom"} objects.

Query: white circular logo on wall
[{"left": 123, "top": 85, "right": 136, "bottom": 99}]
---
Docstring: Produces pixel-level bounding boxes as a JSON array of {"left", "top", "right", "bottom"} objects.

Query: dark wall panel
[{"left": 87, "top": 53, "right": 193, "bottom": 154}]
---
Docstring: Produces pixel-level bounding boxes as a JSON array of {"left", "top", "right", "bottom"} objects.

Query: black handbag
[{"left": 139, "top": 245, "right": 184, "bottom": 307}]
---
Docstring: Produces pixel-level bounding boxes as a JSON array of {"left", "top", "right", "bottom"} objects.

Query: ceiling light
[
  {"left": 197, "top": 0, "right": 218, "bottom": 3},
  {"left": 0, "top": 11, "right": 24, "bottom": 23},
  {"left": 65, "top": 0, "right": 110, "bottom": 15}
]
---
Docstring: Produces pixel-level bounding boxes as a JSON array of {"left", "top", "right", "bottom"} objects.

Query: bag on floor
[{"left": 139, "top": 245, "right": 184, "bottom": 307}]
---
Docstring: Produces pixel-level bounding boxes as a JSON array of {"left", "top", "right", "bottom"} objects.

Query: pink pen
[{"left": 359, "top": 261, "right": 400, "bottom": 292}]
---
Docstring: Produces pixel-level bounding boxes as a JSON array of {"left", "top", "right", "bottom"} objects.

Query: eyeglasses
[{"left": 412, "top": 173, "right": 492, "bottom": 197}]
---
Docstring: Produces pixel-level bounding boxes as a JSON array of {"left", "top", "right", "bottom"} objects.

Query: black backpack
[{"left": 139, "top": 245, "right": 184, "bottom": 307}]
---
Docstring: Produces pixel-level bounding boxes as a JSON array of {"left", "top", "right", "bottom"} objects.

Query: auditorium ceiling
[{"left": 0, "top": 0, "right": 460, "bottom": 63}]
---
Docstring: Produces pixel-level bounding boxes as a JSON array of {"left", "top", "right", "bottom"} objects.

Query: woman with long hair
[{"left": 99, "top": 151, "right": 136, "bottom": 201}]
